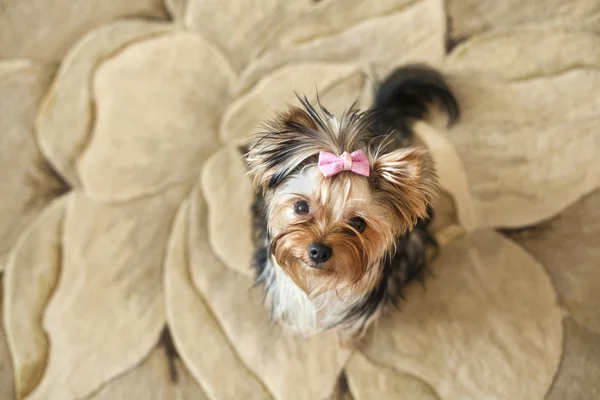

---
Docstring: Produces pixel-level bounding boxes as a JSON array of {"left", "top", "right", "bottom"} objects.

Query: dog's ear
[
  {"left": 371, "top": 148, "right": 438, "bottom": 229},
  {"left": 243, "top": 106, "right": 323, "bottom": 193}
]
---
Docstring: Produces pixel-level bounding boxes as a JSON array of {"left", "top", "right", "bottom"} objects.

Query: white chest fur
[{"left": 260, "top": 257, "right": 366, "bottom": 336}]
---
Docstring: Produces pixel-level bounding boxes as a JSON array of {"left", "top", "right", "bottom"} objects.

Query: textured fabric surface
[{"left": 1, "top": 1, "right": 599, "bottom": 399}]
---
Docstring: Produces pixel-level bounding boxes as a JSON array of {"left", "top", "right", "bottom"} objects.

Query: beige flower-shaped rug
[{"left": 1, "top": 0, "right": 600, "bottom": 399}]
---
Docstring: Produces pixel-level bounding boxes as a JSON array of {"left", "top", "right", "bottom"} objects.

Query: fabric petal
[
  {"left": 346, "top": 353, "right": 440, "bottom": 400},
  {"left": 36, "top": 21, "right": 173, "bottom": 187},
  {"left": 221, "top": 63, "right": 367, "bottom": 143},
  {"left": 363, "top": 229, "right": 562, "bottom": 400},
  {"left": 443, "top": 29, "right": 600, "bottom": 227},
  {"left": 506, "top": 190, "right": 600, "bottom": 335},
  {"left": 88, "top": 332, "right": 209, "bottom": 400},
  {"left": 3, "top": 195, "right": 67, "bottom": 399},
  {"left": 0, "top": 0, "right": 167, "bottom": 61},
  {"left": 447, "top": 0, "right": 600, "bottom": 41},
  {"left": 181, "top": 186, "right": 351, "bottom": 399},
  {"left": 0, "top": 60, "right": 66, "bottom": 269},
  {"left": 545, "top": 318, "right": 600, "bottom": 400},
  {"left": 164, "top": 198, "right": 272, "bottom": 399},
  {"left": 201, "top": 147, "right": 255, "bottom": 277},
  {"left": 26, "top": 184, "right": 189, "bottom": 399},
  {"left": 77, "top": 33, "right": 234, "bottom": 200},
  {"left": 0, "top": 277, "right": 16, "bottom": 399},
  {"left": 235, "top": 0, "right": 445, "bottom": 95},
  {"left": 183, "top": 0, "right": 311, "bottom": 71}
]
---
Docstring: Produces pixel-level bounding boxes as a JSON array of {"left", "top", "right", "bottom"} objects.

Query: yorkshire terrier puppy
[{"left": 243, "top": 65, "right": 459, "bottom": 343}]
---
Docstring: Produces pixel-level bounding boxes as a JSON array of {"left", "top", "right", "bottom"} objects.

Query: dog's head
[{"left": 244, "top": 97, "right": 437, "bottom": 298}]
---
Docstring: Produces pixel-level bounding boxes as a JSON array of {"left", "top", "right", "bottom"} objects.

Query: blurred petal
[
  {"left": 346, "top": 353, "right": 440, "bottom": 400},
  {"left": 0, "top": 277, "right": 16, "bottom": 399},
  {"left": 221, "top": 63, "right": 368, "bottom": 142},
  {"left": 447, "top": 0, "right": 600, "bottom": 42},
  {"left": 169, "top": 186, "right": 351, "bottom": 400},
  {"left": 36, "top": 21, "right": 173, "bottom": 187},
  {"left": 445, "top": 28, "right": 600, "bottom": 81},
  {"left": 0, "top": 0, "right": 167, "bottom": 61},
  {"left": 363, "top": 230, "right": 562, "bottom": 400},
  {"left": 164, "top": 199, "right": 272, "bottom": 399},
  {"left": 88, "top": 332, "right": 209, "bottom": 400},
  {"left": 78, "top": 33, "right": 234, "bottom": 200},
  {"left": 413, "top": 122, "right": 480, "bottom": 231},
  {"left": 169, "top": 358, "right": 211, "bottom": 400},
  {"left": 27, "top": 184, "right": 189, "bottom": 399},
  {"left": 506, "top": 190, "right": 600, "bottom": 335},
  {"left": 201, "top": 146, "right": 255, "bottom": 277},
  {"left": 272, "top": 0, "right": 420, "bottom": 47},
  {"left": 183, "top": 0, "right": 312, "bottom": 70},
  {"left": 429, "top": 190, "right": 460, "bottom": 234},
  {"left": 164, "top": 0, "right": 188, "bottom": 21},
  {"left": 0, "top": 60, "right": 67, "bottom": 268},
  {"left": 235, "top": 0, "right": 446, "bottom": 95},
  {"left": 545, "top": 318, "right": 600, "bottom": 400},
  {"left": 3, "top": 195, "right": 67, "bottom": 398},
  {"left": 443, "top": 30, "right": 600, "bottom": 228},
  {"left": 319, "top": 70, "right": 374, "bottom": 118}
]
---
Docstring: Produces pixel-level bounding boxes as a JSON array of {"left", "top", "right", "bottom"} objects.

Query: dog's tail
[{"left": 369, "top": 64, "right": 460, "bottom": 145}]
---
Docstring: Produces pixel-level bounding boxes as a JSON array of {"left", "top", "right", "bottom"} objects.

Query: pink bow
[{"left": 318, "top": 150, "right": 370, "bottom": 178}]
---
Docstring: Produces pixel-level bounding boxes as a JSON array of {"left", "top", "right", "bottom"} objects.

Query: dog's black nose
[{"left": 308, "top": 243, "right": 333, "bottom": 264}]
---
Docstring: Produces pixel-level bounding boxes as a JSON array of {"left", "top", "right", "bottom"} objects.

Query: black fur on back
[
  {"left": 248, "top": 64, "right": 460, "bottom": 334},
  {"left": 370, "top": 64, "right": 460, "bottom": 146}
]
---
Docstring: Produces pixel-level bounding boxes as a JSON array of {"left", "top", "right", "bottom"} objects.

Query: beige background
[{"left": 1, "top": 0, "right": 599, "bottom": 399}]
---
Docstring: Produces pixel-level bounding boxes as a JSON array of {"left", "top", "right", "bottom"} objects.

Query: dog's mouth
[
  {"left": 280, "top": 256, "right": 330, "bottom": 272},
  {"left": 299, "top": 259, "right": 315, "bottom": 268},
  {"left": 300, "top": 259, "right": 327, "bottom": 270}
]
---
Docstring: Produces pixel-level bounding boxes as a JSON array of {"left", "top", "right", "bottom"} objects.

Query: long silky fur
[
  {"left": 244, "top": 96, "right": 380, "bottom": 192},
  {"left": 246, "top": 64, "right": 460, "bottom": 339}
]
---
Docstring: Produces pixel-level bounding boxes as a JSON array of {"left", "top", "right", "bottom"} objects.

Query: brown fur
[
  {"left": 269, "top": 174, "right": 387, "bottom": 297},
  {"left": 371, "top": 148, "right": 438, "bottom": 231},
  {"left": 265, "top": 150, "right": 436, "bottom": 301}
]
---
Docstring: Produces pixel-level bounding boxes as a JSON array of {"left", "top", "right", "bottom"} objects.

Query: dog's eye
[
  {"left": 349, "top": 217, "right": 367, "bottom": 233},
  {"left": 293, "top": 200, "right": 310, "bottom": 215}
]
